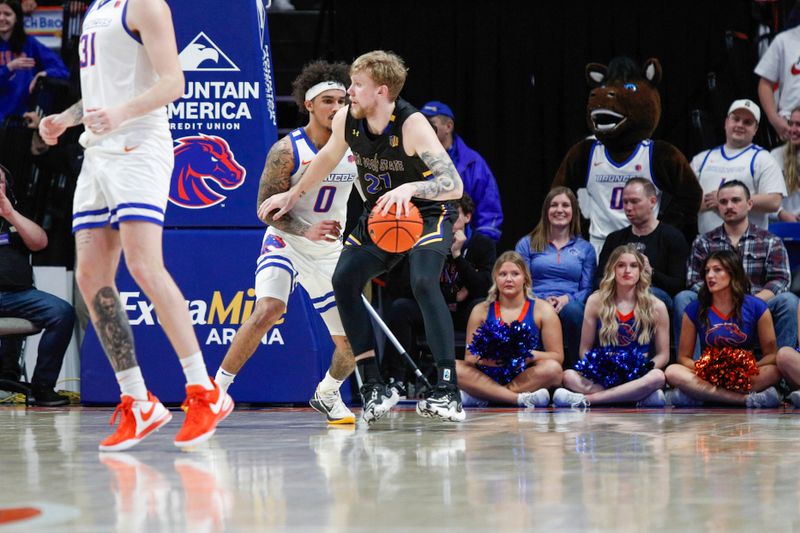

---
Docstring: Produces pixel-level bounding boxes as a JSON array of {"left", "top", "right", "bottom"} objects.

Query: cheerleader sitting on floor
[
  {"left": 665, "top": 250, "right": 781, "bottom": 407},
  {"left": 554, "top": 244, "right": 670, "bottom": 408},
  {"left": 456, "top": 251, "right": 564, "bottom": 407}
]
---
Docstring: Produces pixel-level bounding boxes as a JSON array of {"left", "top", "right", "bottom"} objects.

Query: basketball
[{"left": 368, "top": 203, "right": 424, "bottom": 253}]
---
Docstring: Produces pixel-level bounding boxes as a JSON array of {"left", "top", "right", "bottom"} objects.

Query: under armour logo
[{"left": 352, "top": 129, "right": 360, "bottom": 137}]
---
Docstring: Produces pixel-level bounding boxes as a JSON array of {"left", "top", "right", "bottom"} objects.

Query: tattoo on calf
[
  {"left": 93, "top": 287, "right": 138, "bottom": 372},
  {"left": 416, "top": 151, "right": 460, "bottom": 199}
]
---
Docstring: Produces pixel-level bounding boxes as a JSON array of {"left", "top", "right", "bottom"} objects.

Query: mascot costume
[{"left": 552, "top": 57, "right": 702, "bottom": 254}]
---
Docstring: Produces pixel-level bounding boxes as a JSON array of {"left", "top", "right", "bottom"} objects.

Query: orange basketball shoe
[
  {"left": 98, "top": 392, "right": 173, "bottom": 451},
  {"left": 174, "top": 379, "right": 234, "bottom": 448}
]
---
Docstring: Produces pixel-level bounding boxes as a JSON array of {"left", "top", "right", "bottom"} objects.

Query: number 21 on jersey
[{"left": 79, "top": 32, "right": 96, "bottom": 68}]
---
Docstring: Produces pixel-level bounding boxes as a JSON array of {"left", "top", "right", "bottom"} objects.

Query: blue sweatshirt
[
  {"left": 0, "top": 36, "right": 69, "bottom": 123},
  {"left": 448, "top": 134, "right": 504, "bottom": 241},
  {"left": 515, "top": 235, "right": 596, "bottom": 303}
]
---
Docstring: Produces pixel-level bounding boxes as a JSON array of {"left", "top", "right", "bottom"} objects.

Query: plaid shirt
[{"left": 686, "top": 224, "right": 791, "bottom": 294}]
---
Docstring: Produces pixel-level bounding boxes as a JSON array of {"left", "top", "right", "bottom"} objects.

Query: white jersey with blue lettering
[
  {"left": 691, "top": 144, "right": 786, "bottom": 234},
  {"left": 585, "top": 139, "right": 660, "bottom": 253},
  {"left": 79, "top": 0, "right": 168, "bottom": 144},
  {"left": 268, "top": 127, "right": 357, "bottom": 252}
]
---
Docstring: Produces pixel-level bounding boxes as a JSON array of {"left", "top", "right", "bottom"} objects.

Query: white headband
[{"left": 305, "top": 81, "right": 346, "bottom": 102}]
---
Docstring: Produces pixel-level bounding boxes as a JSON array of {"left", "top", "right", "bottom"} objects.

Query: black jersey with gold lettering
[{"left": 344, "top": 98, "right": 440, "bottom": 209}]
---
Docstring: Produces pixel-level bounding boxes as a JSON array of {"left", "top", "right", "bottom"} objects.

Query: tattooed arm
[
  {"left": 261, "top": 107, "right": 350, "bottom": 221},
  {"left": 374, "top": 112, "right": 463, "bottom": 215},
  {"left": 256, "top": 136, "right": 342, "bottom": 241},
  {"left": 256, "top": 136, "right": 310, "bottom": 236},
  {"left": 39, "top": 100, "right": 84, "bottom": 145}
]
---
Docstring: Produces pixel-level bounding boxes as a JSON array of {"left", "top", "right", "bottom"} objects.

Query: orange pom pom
[{"left": 695, "top": 347, "right": 759, "bottom": 393}]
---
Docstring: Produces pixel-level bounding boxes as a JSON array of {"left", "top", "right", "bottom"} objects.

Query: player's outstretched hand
[
  {"left": 259, "top": 189, "right": 298, "bottom": 221},
  {"left": 375, "top": 183, "right": 414, "bottom": 217},
  {"left": 305, "top": 220, "right": 341, "bottom": 242}
]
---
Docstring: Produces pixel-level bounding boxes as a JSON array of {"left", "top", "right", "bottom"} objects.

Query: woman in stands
[
  {"left": 0, "top": 0, "right": 69, "bottom": 124},
  {"left": 666, "top": 250, "right": 781, "bottom": 407},
  {"left": 456, "top": 251, "right": 563, "bottom": 408},
  {"left": 554, "top": 245, "right": 669, "bottom": 408},
  {"left": 515, "top": 186, "right": 595, "bottom": 369}
]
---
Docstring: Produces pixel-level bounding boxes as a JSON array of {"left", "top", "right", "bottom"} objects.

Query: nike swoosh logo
[
  {"left": 208, "top": 389, "right": 226, "bottom": 415},
  {"left": 792, "top": 64, "right": 800, "bottom": 76},
  {"left": 140, "top": 402, "right": 156, "bottom": 422},
  {"left": 301, "top": 159, "right": 312, "bottom": 165},
  {"left": 593, "top": 161, "right": 603, "bottom": 166},
  {"left": 123, "top": 145, "right": 138, "bottom": 153}
]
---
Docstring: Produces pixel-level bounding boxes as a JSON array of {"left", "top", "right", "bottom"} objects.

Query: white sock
[
  {"left": 215, "top": 368, "right": 236, "bottom": 392},
  {"left": 116, "top": 367, "right": 148, "bottom": 401},
  {"left": 180, "top": 352, "right": 213, "bottom": 390},
  {"left": 317, "top": 370, "right": 343, "bottom": 394}
]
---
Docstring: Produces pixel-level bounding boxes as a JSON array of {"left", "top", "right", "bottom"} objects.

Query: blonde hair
[
  {"left": 350, "top": 50, "right": 407, "bottom": 100},
  {"left": 486, "top": 251, "right": 535, "bottom": 303},
  {"left": 596, "top": 245, "right": 656, "bottom": 346},
  {"left": 528, "top": 187, "right": 582, "bottom": 252},
  {"left": 782, "top": 106, "right": 800, "bottom": 195}
]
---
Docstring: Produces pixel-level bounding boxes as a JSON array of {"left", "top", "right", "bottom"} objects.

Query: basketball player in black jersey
[{"left": 262, "top": 50, "right": 465, "bottom": 423}]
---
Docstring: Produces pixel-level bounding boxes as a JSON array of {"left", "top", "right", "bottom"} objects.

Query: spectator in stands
[
  {"left": 0, "top": 164, "right": 74, "bottom": 406},
  {"left": 770, "top": 106, "right": 800, "bottom": 221},
  {"left": 0, "top": 0, "right": 68, "bottom": 124},
  {"left": 755, "top": 24, "right": 800, "bottom": 141},
  {"left": 553, "top": 244, "right": 669, "bottom": 408},
  {"left": 666, "top": 250, "right": 781, "bottom": 408},
  {"left": 456, "top": 251, "right": 563, "bottom": 408},
  {"left": 673, "top": 180, "right": 798, "bottom": 354},
  {"left": 690, "top": 99, "right": 785, "bottom": 235},
  {"left": 516, "top": 186, "right": 595, "bottom": 369},
  {"left": 597, "top": 178, "right": 689, "bottom": 308},
  {"left": 381, "top": 193, "right": 495, "bottom": 396},
  {"left": 420, "top": 101, "right": 503, "bottom": 241}
]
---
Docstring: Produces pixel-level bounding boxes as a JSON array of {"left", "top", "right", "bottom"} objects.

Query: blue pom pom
[
  {"left": 574, "top": 345, "right": 653, "bottom": 389},
  {"left": 468, "top": 320, "right": 540, "bottom": 384}
]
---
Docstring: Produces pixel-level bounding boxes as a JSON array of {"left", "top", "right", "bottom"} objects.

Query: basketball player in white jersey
[
  {"left": 213, "top": 61, "right": 359, "bottom": 425},
  {"left": 584, "top": 139, "right": 661, "bottom": 256},
  {"left": 690, "top": 99, "right": 786, "bottom": 234},
  {"left": 38, "top": 0, "right": 233, "bottom": 450}
]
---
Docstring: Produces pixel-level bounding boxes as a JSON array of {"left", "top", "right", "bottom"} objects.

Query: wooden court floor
[{"left": 2, "top": 405, "right": 800, "bottom": 531}]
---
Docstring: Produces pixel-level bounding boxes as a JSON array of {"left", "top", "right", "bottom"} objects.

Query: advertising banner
[
  {"left": 80, "top": 229, "right": 345, "bottom": 404},
  {"left": 165, "top": 0, "right": 278, "bottom": 227}
]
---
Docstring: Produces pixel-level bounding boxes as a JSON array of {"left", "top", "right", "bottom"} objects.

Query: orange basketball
[{"left": 368, "top": 203, "right": 424, "bottom": 253}]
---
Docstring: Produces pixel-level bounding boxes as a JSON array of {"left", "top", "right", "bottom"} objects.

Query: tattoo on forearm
[
  {"left": 415, "top": 151, "right": 462, "bottom": 199},
  {"left": 93, "top": 287, "right": 137, "bottom": 373},
  {"left": 258, "top": 137, "right": 311, "bottom": 236},
  {"left": 67, "top": 100, "right": 83, "bottom": 126}
]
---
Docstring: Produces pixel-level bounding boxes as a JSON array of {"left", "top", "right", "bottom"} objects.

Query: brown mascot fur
[{"left": 552, "top": 57, "right": 702, "bottom": 246}]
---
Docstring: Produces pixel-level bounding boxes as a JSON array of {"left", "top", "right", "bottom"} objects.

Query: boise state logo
[
  {"left": 617, "top": 323, "right": 637, "bottom": 347},
  {"left": 261, "top": 234, "right": 287, "bottom": 255},
  {"left": 169, "top": 134, "right": 246, "bottom": 209},
  {"left": 705, "top": 323, "right": 747, "bottom": 347}
]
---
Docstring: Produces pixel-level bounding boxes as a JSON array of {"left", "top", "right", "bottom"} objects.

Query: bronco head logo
[
  {"left": 705, "top": 323, "right": 748, "bottom": 347},
  {"left": 617, "top": 323, "right": 637, "bottom": 347},
  {"left": 169, "top": 134, "right": 246, "bottom": 209}
]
